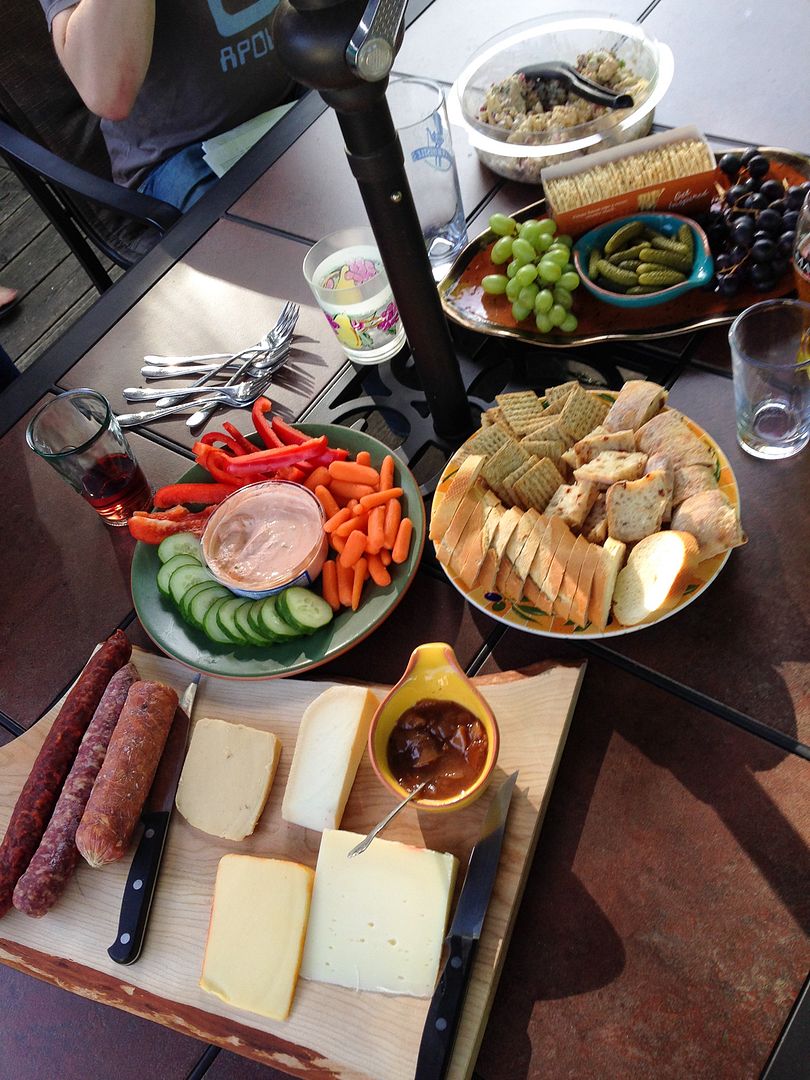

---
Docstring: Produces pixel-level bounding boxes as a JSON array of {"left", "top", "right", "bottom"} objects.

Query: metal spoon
[{"left": 347, "top": 782, "right": 427, "bottom": 858}]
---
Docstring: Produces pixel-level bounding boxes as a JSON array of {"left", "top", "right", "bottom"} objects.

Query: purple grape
[
  {"left": 718, "top": 153, "right": 741, "bottom": 177},
  {"left": 747, "top": 154, "right": 770, "bottom": 178},
  {"left": 769, "top": 198, "right": 788, "bottom": 214},
  {"left": 758, "top": 208, "right": 783, "bottom": 233},
  {"left": 717, "top": 275, "right": 741, "bottom": 297},
  {"left": 740, "top": 147, "right": 759, "bottom": 166},
  {"left": 752, "top": 238, "right": 776, "bottom": 262},
  {"left": 786, "top": 185, "right": 808, "bottom": 210},
  {"left": 783, "top": 210, "right": 799, "bottom": 231},
  {"left": 760, "top": 179, "right": 784, "bottom": 202},
  {"left": 778, "top": 230, "right": 796, "bottom": 255}
]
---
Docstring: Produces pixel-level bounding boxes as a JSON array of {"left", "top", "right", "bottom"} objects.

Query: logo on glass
[{"left": 411, "top": 116, "right": 453, "bottom": 172}]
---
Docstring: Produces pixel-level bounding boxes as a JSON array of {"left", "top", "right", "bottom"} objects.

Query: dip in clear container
[{"left": 201, "top": 480, "right": 327, "bottom": 599}]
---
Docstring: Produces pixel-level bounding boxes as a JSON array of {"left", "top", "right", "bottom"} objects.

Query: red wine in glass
[{"left": 81, "top": 453, "right": 152, "bottom": 524}]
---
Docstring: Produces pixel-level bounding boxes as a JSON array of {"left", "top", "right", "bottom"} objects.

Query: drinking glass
[
  {"left": 303, "top": 227, "right": 406, "bottom": 364},
  {"left": 791, "top": 190, "right": 810, "bottom": 303},
  {"left": 26, "top": 388, "right": 152, "bottom": 524},
  {"left": 387, "top": 76, "right": 468, "bottom": 281},
  {"left": 728, "top": 300, "right": 810, "bottom": 459}
]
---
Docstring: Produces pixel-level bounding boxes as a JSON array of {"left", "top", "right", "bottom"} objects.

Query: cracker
[
  {"left": 482, "top": 440, "right": 532, "bottom": 502},
  {"left": 544, "top": 381, "right": 578, "bottom": 406},
  {"left": 558, "top": 387, "right": 611, "bottom": 441},
  {"left": 524, "top": 416, "right": 570, "bottom": 444},
  {"left": 504, "top": 457, "right": 539, "bottom": 508},
  {"left": 520, "top": 438, "right": 566, "bottom": 465},
  {"left": 459, "top": 423, "right": 510, "bottom": 461},
  {"left": 495, "top": 391, "right": 547, "bottom": 435},
  {"left": 512, "top": 457, "right": 565, "bottom": 513}
]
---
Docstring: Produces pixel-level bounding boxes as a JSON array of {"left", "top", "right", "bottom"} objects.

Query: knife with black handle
[
  {"left": 414, "top": 770, "right": 518, "bottom": 1080},
  {"left": 107, "top": 674, "right": 199, "bottom": 965}
]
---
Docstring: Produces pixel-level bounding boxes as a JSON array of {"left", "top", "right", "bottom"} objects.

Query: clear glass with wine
[{"left": 26, "top": 389, "right": 152, "bottom": 525}]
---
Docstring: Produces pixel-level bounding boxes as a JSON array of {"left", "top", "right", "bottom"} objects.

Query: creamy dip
[{"left": 202, "top": 481, "right": 326, "bottom": 593}]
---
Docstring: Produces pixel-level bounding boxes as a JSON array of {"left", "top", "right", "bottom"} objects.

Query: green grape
[
  {"left": 545, "top": 246, "right": 570, "bottom": 267},
  {"left": 548, "top": 303, "right": 567, "bottom": 327},
  {"left": 489, "top": 212, "right": 517, "bottom": 237},
  {"left": 535, "top": 232, "right": 554, "bottom": 252},
  {"left": 536, "top": 218, "right": 557, "bottom": 235},
  {"left": 518, "top": 284, "right": 539, "bottom": 307},
  {"left": 562, "top": 263, "right": 576, "bottom": 275},
  {"left": 511, "top": 300, "right": 532, "bottom": 322},
  {"left": 514, "top": 263, "right": 538, "bottom": 287},
  {"left": 553, "top": 286, "right": 573, "bottom": 311},
  {"left": 560, "top": 271, "right": 580, "bottom": 290},
  {"left": 538, "top": 259, "right": 562, "bottom": 283},
  {"left": 505, "top": 277, "right": 522, "bottom": 302},
  {"left": 518, "top": 221, "right": 543, "bottom": 249},
  {"left": 510, "top": 237, "right": 536, "bottom": 265},
  {"left": 534, "top": 288, "right": 554, "bottom": 314},
  {"left": 556, "top": 234, "right": 573, "bottom": 248},
  {"left": 491, "top": 236, "right": 514, "bottom": 264},
  {"left": 560, "top": 313, "right": 578, "bottom": 333},
  {"left": 535, "top": 312, "right": 553, "bottom": 333},
  {"left": 481, "top": 274, "right": 509, "bottom": 295},
  {"left": 506, "top": 259, "right": 519, "bottom": 279}
]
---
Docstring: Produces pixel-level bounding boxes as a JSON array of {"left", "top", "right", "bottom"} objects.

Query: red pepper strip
[
  {"left": 252, "top": 397, "right": 284, "bottom": 449},
  {"left": 222, "top": 422, "right": 258, "bottom": 455},
  {"left": 271, "top": 416, "right": 309, "bottom": 445},
  {"left": 221, "top": 436, "right": 328, "bottom": 476},
  {"left": 199, "top": 431, "right": 243, "bottom": 456},
  {"left": 153, "top": 483, "right": 235, "bottom": 509},
  {"left": 128, "top": 505, "right": 216, "bottom": 544},
  {"left": 194, "top": 442, "right": 244, "bottom": 485},
  {"left": 273, "top": 465, "right": 309, "bottom": 483},
  {"left": 309, "top": 447, "right": 350, "bottom": 468},
  {"left": 132, "top": 504, "right": 187, "bottom": 520}
]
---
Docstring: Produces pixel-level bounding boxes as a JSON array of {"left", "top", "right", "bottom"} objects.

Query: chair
[{"left": 0, "top": 0, "right": 181, "bottom": 292}]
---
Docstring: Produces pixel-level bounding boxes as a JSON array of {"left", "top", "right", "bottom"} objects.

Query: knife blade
[
  {"left": 414, "top": 770, "right": 518, "bottom": 1080},
  {"left": 107, "top": 674, "right": 200, "bottom": 965}
]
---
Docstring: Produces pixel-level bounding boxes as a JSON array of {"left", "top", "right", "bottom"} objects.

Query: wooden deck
[{"left": 0, "top": 162, "right": 122, "bottom": 374}]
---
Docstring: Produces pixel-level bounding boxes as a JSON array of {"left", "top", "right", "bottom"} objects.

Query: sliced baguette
[
  {"left": 501, "top": 512, "right": 548, "bottom": 602},
  {"left": 603, "top": 379, "right": 667, "bottom": 432},
  {"left": 568, "top": 542, "right": 602, "bottom": 629},
  {"left": 475, "top": 506, "right": 522, "bottom": 594},
  {"left": 437, "top": 483, "right": 498, "bottom": 566},
  {"left": 553, "top": 534, "right": 590, "bottom": 620},
  {"left": 449, "top": 491, "right": 503, "bottom": 578},
  {"left": 611, "top": 530, "right": 699, "bottom": 626},
  {"left": 496, "top": 508, "right": 538, "bottom": 596},
  {"left": 588, "top": 537, "right": 627, "bottom": 631},
  {"left": 456, "top": 503, "right": 504, "bottom": 589},
  {"left": 539, "top": 525, "right": 576, "bottom": 606},
  {"left": 605, "top": 470, "right": 669, "bottom": 543},
  {"left": 670, "top": 490, "right": 746, "bottom": 560},
  {"left": 430, "top": 455, "right": 485, "bottom": 541},
  {"left": 524, "top": 516, "right": 568, "bottom": 608},
  {"left": 573, "top": 450, "right": 648, "bottom": 487}
]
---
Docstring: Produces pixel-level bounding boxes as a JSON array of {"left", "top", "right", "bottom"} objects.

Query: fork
[
  {"left": 122, "top": 358, "right": 288, "bottom": 404},
  {"left": 117, "top": 370, "right": 278, "bottom": 428}
]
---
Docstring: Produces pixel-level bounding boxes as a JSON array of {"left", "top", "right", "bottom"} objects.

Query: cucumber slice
[
  {"left": 202, "top": 597, "right": 239, "bottom": 645},
  {"left": 179, "top": 580, "right": 220, "bottom": 621},
  {"left": 187, "top": 584, "right": 232, "bottom": 630},
  {"left": 169, "top": 563, "right": 216, "bottom": 607},
  {"left": 255, "top": 595, "right": 302, "bottom": 642},
  {"left": 234, "top": 601, "right": 272, "bottom": 647},
  {"left": 276, "top": 587, "right": 334, "bottom": 635},
  {"left": 157, "top": 532, "right": 203, "bottom": 565},
  {"left": 157, "top": 554, "right": 199, "bottom": 598},
  {"left": 215, "top": 596, "right": 252, "bottom": 645}
]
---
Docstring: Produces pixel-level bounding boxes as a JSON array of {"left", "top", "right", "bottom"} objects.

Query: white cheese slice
[
  {"left": 281, "top": 686, "right": 378, "bottom": 832},
  {"left": 300, "top": 829, "right": 458, "bottom": 997},
  {"left": 200, "top": 854, "right": 314, "bottom": 1020},
  {"left": 175, "top": 716, "right": 281, "bottom": 841}
]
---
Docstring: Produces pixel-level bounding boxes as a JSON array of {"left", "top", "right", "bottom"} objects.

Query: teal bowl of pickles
[{"left": 572, "top": 212, "right": 714, "bottom": 309}]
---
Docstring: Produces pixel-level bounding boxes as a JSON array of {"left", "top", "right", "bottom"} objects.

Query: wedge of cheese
[
  {"left": 300, "top": 830, "right": 458, "bottom": 997},
  {"left": 475, "top": 506, "right": 522, "bottom": 594},
  {"left": 437, "top": 482, "right": 498, "bottom": 567},
  {"left": 568, "top": 542, "right": 602, "bottom": 629},
  {"left": 429, "top": 454, "right": 485, "bottom": 541},
  {"left": 588, "top": 536, "right": 627, "bottom": 631},
  {"left": 175, "top": 717, "right": 281, "bottom": 841},
  {"left": 282, "top": 686, "right": 378, "bottom": 832},
  {"left": 495, "top": 508, "right": 536, "bottom": 596},
  {"left": 457, "top": 502, "right": 504, "bottom": 589},
  {"left": 501, "top": 510, "right": 545, "bottom": 602},
  {"left": 524, "top": 515, "right": 568, "bottom": 608},
  {"left": 200, "top": 855, "right": 314, "bottom": 1020},
  {"left": 553, "top": 534, "right": 590, "bottom": 619}
]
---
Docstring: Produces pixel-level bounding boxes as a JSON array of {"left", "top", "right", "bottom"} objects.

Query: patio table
[{"left": 0, "top": 1, "right": 808, "bottom": 1078}]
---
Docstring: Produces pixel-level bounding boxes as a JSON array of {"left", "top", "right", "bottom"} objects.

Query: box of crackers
[{"left": 542, "top": 126, "right": 718, "bottom": 238}]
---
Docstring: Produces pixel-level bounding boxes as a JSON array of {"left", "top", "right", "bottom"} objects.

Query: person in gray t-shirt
[{"left": 40, "top": 0, "right": 295, "bottom": 209}]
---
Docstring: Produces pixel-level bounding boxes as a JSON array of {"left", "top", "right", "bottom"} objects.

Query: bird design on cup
[{"left": 411, "top": 115, "right": 454, "bottom": 172}]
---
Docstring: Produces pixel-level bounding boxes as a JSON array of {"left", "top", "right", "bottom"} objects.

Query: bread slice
[
  {"left": 588, "top": 537, "right": 627, "bottom": 631},
  {"left": 645, "top": 453, "right": 674, "bottom": 522},
  {"left": 635, "top": 409, "right": 715, "bottom": 469},
  {"left": 545, "top": 480, "right": 599, "bottom": 530},
  {"left": 581, "top": 492, "right": 607, "bottom": 544},
  {"left": 573, "top": 450, "right": 648, "bottom": 487},
  {"left": 603, "top": 380, "right": 667, "bottom": 432},
  {"left": 524, "top": 516, "right": 568, "bottom": 609},
  {"left": 670, "top": 490, "right": 746, "bottom": 560},
  {"left": 456, "top": 503, "right": 504, "bottom": 589},
  {"left": 501, "top": 512, "right": 548, "bottom": 602},
  {"left": 496, "top": 508, "right": 538, "bottom": 596},
  {"left": 449, "top": 490, "right": 503, "bottom": 579},
  {"left": 430, "top": 455, "right": 485, "bottom": 541},
  {"left": 475, "top": 506, "right": 522, "bottom": 594},
  {"left": 552, "top": 534, "right": 590, "bottom": 620},
  {"left": 605, "top": 470, "right": 669, "bottom": 543},
  {"left": 612, "top": 531, "right": 699, "bottom": 626},
  {"left": 539, "top": 525, "right": 576, "bottom": 606},
  {"left": 573, "top": 427, "right": 635, "bottom": 467},
  {"left": 568, "top": 542, "right": 602, "bottom": 629},
  {"left": 672, "top": 463, "right": 718, "bottom": 507},
  {"left": 437, "top": 483, "right": 498, "bottom": 567}
]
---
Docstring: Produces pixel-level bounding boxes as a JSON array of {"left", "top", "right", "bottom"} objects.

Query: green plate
[{"left": 131, "top": 424, "right": 425, "bottom": 679}]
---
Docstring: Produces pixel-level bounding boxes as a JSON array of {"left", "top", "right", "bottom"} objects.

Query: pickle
[
  {"left": 588, "top": 246, "right": 602, "bottom": 280},
  {"left": 596, "top": 259, "right": 638, "bottom": 286},
  {"left": 617, "top": 259, "right": 641, "bottom": 271},
  {"left": 650, "top": 233, "right": 692, "bottom": 255},
  {"left": 626, "top": 285, "right": 662, "bottom": 294},
  {"left": 637, "top": 268, "right": 687, "bottom": 286},
  {"left": 678, "top": 223, "right": 695, "bottom": 258},
  {"left": 608, "top": 243, "right": 647, "bottom": 265},
  {"left": 604, "top": 220, "right": 645, "bottom": 255},
  {"left": 638, "top": 246, "right": 693, "bottom": 272}
]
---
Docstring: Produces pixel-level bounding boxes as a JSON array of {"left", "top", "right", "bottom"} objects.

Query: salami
[
  {"left": 76, "top": 680, "right": 178, "bottom": 869},
  {"left": 12, "top": 663, "right": 139, "bottom": 917},
  {"left": 0, "top": 629, "right": 132, "bottom": 917}
]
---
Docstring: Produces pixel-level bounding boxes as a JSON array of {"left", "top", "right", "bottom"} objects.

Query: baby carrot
[
  {"left": 335, "top": 510, "right": 369, "bottom": 537},
  {"left": 355, "top": 450, "right": 372, "bottom": 468},
  {"left": 379, "top": 548, "right": 392, "bottom": 566},
  {"left": 330, "top": 533, "right": 346, "bottom": 554},
  {"left": 351, "top": 557, "right": 368, "bottom": 611},
  {"left": 383, "top": 496, "right": 402, "bottom": 549},
  {"left": 329, "top": 480, "right": 376, "bottom": 504},
  {"left": 337, "top": 559, "right": 354, "bottom": 608},
  {"left": 392, "top": 517, "right": 413, "bottom": 564},
  {"left": 367, "top": 552, "right": 392, "bottom": 587},
  {"left": 365, "top": 505, "right": 386, "bottom": 554},
  {"left": 303, "top": 465, "right": 331, "bottom": 492},
  {"left": 358, "top": 486, "right": 403, "bottom": 511},
  {"left": 379, "top": 454, "right": 395, "bottom": 492},
  {"left": 340, "top": 528, "right": 368, "bottom": 568},
  {"left": 321, "top": 559, "right": 340, "bottom": 611},
  {"left": 329, "top": 460, "right": 380, "bottom": 487},
  {"left": 323, "top": 505, "right": 352, "bottom": 533}
]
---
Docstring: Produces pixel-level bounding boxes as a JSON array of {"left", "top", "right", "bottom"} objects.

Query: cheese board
[{"left": 0, "top": 646, "right": 585, "bottom": 1080}]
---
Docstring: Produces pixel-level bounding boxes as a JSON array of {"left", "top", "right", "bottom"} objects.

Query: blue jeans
[{"left": 138, "top": 143, "right": 218, "bottom": 212}]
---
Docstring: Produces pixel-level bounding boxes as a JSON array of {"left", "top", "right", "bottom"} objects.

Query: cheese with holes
[
  {"left": 300, "top": 829, "right": 458, "bottom": 997},
  {"left": 200, "top": 855, "right": 314, "bottom": 1020},
  {"left": 282, "top": 686, "right": 378, "bottom": 832},
  {"left": 175, "top": 717, "right": 280, "bottom": 840}
]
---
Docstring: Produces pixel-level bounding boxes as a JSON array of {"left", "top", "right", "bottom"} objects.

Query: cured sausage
[
  {"left": 12, "top": 663, "right": 139, "bottom": 917},
  {"left": 76, "top": 680, "right": 178, "bottom": 869},
  {"left": 0, "top": 629, "right": 132, "bottom": 917}
]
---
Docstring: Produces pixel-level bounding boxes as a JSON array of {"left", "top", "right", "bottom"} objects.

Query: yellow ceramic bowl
[{"left": 368, "top": 642, "right": 500, "bottom": 812}]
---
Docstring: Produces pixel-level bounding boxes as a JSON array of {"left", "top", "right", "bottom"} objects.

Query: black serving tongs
[{"left": 516, "top": 61, "right": 634, "bottom": 110}]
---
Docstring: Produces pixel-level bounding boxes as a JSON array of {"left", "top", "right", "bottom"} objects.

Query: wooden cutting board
[{"left": 0, "top": 647, "right": 585, "bottom": 1080}]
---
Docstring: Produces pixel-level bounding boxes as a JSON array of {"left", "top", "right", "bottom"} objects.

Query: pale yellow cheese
[
  {"left": 175, "top": 717, "right": 280, "bottom": 841},
  {"left": 300, "top": 830, "right": 458, "bottom": 997},
  {"left": 200, "top": 854, "right": 314, "bottom": 1020},
  {"left": 281, "top": 686, "right": 378, "bottom": 832}
]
